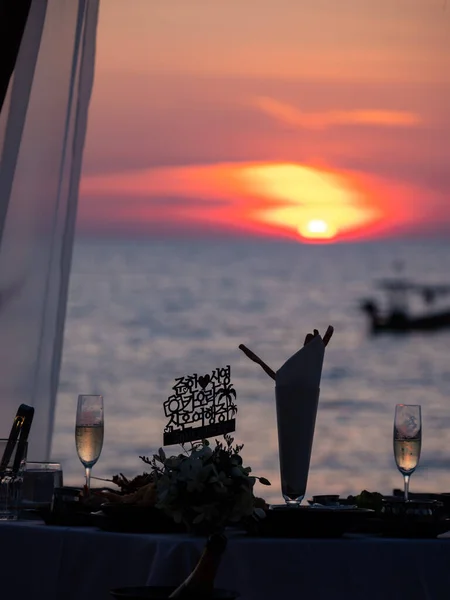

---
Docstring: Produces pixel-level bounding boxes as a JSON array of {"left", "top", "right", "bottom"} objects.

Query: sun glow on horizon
[
  {"left": 239, "top": 163, "right": 380, "bottom": 242},
  {"left": 80, "top": 160, "right": 389, "bottom": 241},
  {"left": 299, "top": 218, "right": 337, "bottom": 240}
]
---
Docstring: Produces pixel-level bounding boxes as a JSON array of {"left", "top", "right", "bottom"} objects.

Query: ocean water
[{"left": 54, "top": 237, "right": 450, "bottom": 502}]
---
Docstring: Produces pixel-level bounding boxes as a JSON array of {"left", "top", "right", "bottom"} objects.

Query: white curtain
[{"left": 0, "top": 0, "right": 99, "bottom": 460}]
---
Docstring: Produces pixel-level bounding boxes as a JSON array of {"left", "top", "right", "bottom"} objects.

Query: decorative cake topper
[{"left": 163, "top": 365, "right": 237, "bottom": 446}]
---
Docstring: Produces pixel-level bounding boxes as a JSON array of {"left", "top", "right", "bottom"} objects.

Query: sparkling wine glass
[
  {"left": 75, "top": 395, "right": 104, "bottom": 492},
  {"left": 393, "top": 404, "right": 421, "bottom": 501}
]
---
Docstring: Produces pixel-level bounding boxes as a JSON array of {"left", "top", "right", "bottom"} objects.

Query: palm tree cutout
[{"left": 216, "top": 383, "right": 237, "bottom": 421}]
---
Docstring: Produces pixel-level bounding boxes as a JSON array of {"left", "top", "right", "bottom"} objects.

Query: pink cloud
[{"left": 255, "top": 96, "right": 422, "bottom": 130}]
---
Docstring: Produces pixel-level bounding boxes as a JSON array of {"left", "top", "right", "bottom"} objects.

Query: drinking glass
[
  {"left": 75, "top": 395, "right": 104, "bottom": 491},
  {"left": 22, "top": 462, "right": 63, "bottom": 508},
  {"left": 393, "top": 404, "right": 421, "bottom": 501},
  {"left": 0, "top": 439, "right": 27, "bottom": 520}
]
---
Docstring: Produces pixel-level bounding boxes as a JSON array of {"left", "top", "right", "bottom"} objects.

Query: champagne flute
[
  {"left": 393, "top": 404, "right": 421, "bottom": 501},
  {"left": 75, "top": 395, "right": 104, "bottom": 492}
]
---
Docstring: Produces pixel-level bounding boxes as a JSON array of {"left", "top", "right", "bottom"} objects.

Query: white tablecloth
[{"left": 1, "top": 521, "right": 450, "bottom": 600}]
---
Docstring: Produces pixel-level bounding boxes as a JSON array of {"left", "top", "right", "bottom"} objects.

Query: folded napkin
[{"left": 275, "top": 335, "right": 325, "bottom": 503}]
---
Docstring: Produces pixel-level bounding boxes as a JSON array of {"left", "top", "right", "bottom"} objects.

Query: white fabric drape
[{"left": 0, "top": 0, "right": 99, "bottom": 460}]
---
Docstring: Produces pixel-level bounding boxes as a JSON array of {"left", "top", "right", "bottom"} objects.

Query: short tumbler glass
[
  {"left": 0, "top": 438, "right": 28, "bottom": 520},
  {"left": 22, "top": 462, "right": 63, "bottom": 508}
]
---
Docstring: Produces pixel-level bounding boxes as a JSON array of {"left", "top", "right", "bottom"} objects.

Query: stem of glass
[
  {"left": 85, "top": 467, "right": 91, "bottom": 493},
  {"left": 403, "top": 474, "right": 410, "bottom": 501}
]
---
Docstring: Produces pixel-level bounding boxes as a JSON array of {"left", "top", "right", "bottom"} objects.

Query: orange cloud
[
  {"left": 255, "top": 96, "right": 422, "bottom": 130},
  {"left": 80, "top": 161, "right": 421, "bottom": 242}
]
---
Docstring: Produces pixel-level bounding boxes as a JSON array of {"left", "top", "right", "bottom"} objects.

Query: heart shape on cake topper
[{"left": 198, "top": 374, "right": 211, "bottom": 389}]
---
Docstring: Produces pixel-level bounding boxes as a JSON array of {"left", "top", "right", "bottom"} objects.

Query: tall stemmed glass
[
  {"left": 75, "top": 395, "right": 104, "bottom": 492},
  {"left": 393, "top": 404, "right": 421, "bottom": 501}
]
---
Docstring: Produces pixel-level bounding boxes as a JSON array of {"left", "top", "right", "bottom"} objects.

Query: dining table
[{"left": 1, "top": 519, "right": 450, "bottom": 600}]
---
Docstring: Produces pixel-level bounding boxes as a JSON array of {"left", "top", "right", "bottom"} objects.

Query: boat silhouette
[{"left": 360, "top": 277, "right": 450, "bottom": 334}]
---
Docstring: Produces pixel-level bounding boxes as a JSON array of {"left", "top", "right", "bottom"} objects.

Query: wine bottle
[
  {"left": 0, "top": 404, "right": 34, "bottom": 474},
  {"left": 169, "top": 534, "right": 227, "bottom": 598},
  {"left": 12, "top": 404, "right": 34, "bottom": 473}
]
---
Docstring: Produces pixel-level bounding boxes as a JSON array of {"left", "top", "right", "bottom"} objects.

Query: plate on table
[
  {"left": 392, "top": 490, "right": 450, "bottom": 517},
  {"left": 93, "top": 504, "right": 184, "bottom": 534},
  {"left": 245, "top": 505, "right": 375, "bottom": 538},
  {"left": 375, "top": 498, "right": 450, "bottom": 538}
]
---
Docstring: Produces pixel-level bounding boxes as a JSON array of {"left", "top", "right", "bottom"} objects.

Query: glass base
[
  {"left": 283, "top": 493, "right": 304, "bottom": 506},
  {"left": 270, "top": 494, "right": 305, "bottom": 510}
]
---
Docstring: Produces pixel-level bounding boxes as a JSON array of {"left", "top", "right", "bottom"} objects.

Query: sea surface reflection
[{"left": 54, "top": 238, "right": 450, "bottom": 502}]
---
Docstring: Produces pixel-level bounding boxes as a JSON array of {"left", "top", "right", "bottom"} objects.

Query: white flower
[
  {"left": 192, "top": 503, "right": 221, "bottom": 523},
  {"left": 172, "top": 510, "right": 183, "bottom": 524},
  {"left": 231, "top": 466, "right": 245, "bottom": 478},
  {"left": 178, "top": 457, "right": 202, "bottom": 481},
  {"left": 195, "top": 446, "right": 213, "bottom": 460},
  {"left": 164, "top": 457, "right": 181, "bottom": 470},
  {"left": 149, "top": 437, "right": 270, "bottom": 529}
]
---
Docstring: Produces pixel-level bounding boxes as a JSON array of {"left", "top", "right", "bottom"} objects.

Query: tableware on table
[
  {"left": 378, "top": 497, "right": 449, "bottom": 538},
  {"left": 382, "top": 497, "right": 443, "bottom": 519},
  {"left": 392, "top": 489, "right": 450, "bottom": 516},
  {"left": 51, "top": 486, "right": 82, "bottom": 513},
  {"left": 393, "top": 404, "right": 422, "bottom": 501},
  {"left": 43, "top": 485, "right": 116, "bottom": 527},
  {"left": 110, "top": 588, "right": 239, "bottom": 599},
  {"left": 246, "top": 505, "right": 375, "bottom": 538},
  {"left": 311, "top": 494, "right": 340, "bottom": 506},
  {"left": 275, "top": 335, "right": 325, "bottom": 506},
  {"left": 40, "top": 486, "right": 91, "bottom": 526},
  {"left": 0, "top": 438, "right": 27, "bottom": 520},
  {"left": 75, "top": 394, "right": 104, "bottom": 491},
  {"left": 307, "top": 502, "right": 358, "bottom": 510},
  {"left": 21, "top": 462, "right": 63, "bottom": 509}
]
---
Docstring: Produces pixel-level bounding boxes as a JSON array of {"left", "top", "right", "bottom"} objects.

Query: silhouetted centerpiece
[
  {"left": 102, "top": 435, "right": 270, "bottom": 534},
  {"left": 99, "top": 366, "right": 269, "bottom": 533}
]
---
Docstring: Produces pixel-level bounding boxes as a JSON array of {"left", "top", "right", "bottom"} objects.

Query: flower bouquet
[{"left": 104, "top": 435, "right": 270, "bottom": 534}]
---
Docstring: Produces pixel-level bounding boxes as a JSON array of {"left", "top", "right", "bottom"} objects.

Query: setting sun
[{"left": 300, "top": 219, "right": 337, "bottom": 240}]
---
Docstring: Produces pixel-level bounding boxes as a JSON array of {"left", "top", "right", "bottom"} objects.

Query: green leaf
[
  {"left": 159, "top": 448, "right": 166, "bottom": 461},
  {"left": 193, "top": 513, "right": 205, "bottom": 524},
  {"left": 258, "top": 477, "right": 271, "bottom": 486},
  {"left": 173, "top": 511, "right": 183, "bottom": 524}
]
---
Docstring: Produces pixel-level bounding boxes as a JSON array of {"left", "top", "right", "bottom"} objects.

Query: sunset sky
[{"left": 79, "top": 0, "right": 450, "bottom": 242}]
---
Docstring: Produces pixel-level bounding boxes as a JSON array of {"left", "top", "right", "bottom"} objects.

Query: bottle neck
[
  {"left": 189, "top": 548, "right": 222, "bottom": 586},
  {"left": 184, "top": 534, "right": 227, "bottom": 592},
  {"left": 169, "top": 534, "right": 228, "bottom": 598}
]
